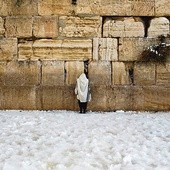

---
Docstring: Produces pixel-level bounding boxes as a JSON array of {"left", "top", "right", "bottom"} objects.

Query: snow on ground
[{"left": 0, "top": 110, "right": 169, "bottom": 170}]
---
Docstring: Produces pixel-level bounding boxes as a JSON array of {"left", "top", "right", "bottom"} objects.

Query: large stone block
[
  {"left": 112, "top": 62, "right": 131, "bottom": 85},
  {"left": 0, "top": 38, "right": 17, "bottom": 61},
  {"left": 93, "top": 38, "right": 118, "bottom": 61},
  {"left": 42, "top": 61, "right": 65, "bottom": 86},
  {"left": 5, "top": 17, "right": 33, "bottom": 38},
  {"left": 155, "top": 0, "right": 170, "bottom": 16},
  {"left": 76, "top": 0, "right": 154, "bottom": 16},
  {"left": 103, "top": 17, "right": 144, "bottom": 38},
  {"left": 33, "top": 16, "right": 58, "bottom": 38},
  {"left": 0, "top": 86, "right": 38, "bottom": 110},
  {"left": 38, "top": 0, "right": 74, "bottom": 15},
  {"left": 134, "top": 86, "right": 170, "bottom": 111},
  {"left": 18, "top": 39, "right": 92, "bottom": 61},
  {"left": 0, "top": 17, "right": 5, "bottom": 36},
  {"left": 0, "top": 61, "right": 40, "bottom": 86},
  {"left": 65, "top": 61, "right": 84, "bottom": 85},
  {"left": 59, "top": 16, "right": 102, "bottom": 38},
  {"left": 148, "top": 17, "right": 169, "bottom": 38},
  {"left": 0, "top": 0, "right": 38, "bottom": 16},
  {"left": 156, "top": 63, "right": 170, "bottom": 86},
  {"left": 134, "top": 63, "right": 156, "bottom": 85},
  {"left": 88, "top": 61, "right": 111, "bottom": 85},
  {"left": 40, "top": 86, "right": 77, "bottom": 110},
  {"left": 119, "top": 38, "right": 160, "bottom": 61}
]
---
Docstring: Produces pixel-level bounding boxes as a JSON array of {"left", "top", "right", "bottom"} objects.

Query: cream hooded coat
[{"left": 75, "top": 73, "right": 91, "bottom": 102}]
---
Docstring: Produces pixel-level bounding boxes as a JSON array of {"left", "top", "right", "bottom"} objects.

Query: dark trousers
[{"left": 78, "top": 100, "right": 87, "bottom": 113}]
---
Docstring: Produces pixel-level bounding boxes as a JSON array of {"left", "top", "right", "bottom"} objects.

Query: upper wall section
[{"left": 0, "top": 0, "right": 169, "bottom": 17}]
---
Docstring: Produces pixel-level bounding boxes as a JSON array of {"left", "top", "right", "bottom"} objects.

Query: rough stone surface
[
  {"left": 148, "top": 17, "right": 170, "bottom": 38},
  {"left": 93, "top": 38, "right": 118, "bottom": 61},
  {"left": 33, "top": 16, "right": 58, "bottom": 38},
  {"left": 112, "top": 62, "right": 131, "bottom": 85},
  {"left": 0, "top": 0, "right": 38, "bottom": 16},
  {"left": 155, "top": 0, "right": 170, "bottom": 16},
  {"left": 156, "top": 63, "right": 170, "bottom": 86},
  {"left": 134, "top": 63, "right": 156, "bottom": 85},
  {"left": 0, "top": 17, "right": 5, "bottom": 36},
  {"left": 88, "top": 61, "right": 111, "bottom": 85},
  {"left": 134, "top": 86, "right": 170, "bottom": 111},
  {"left": 5, "top": 17, "right": 33, "bottom": 38},
  {"left": 65, "top": 61, "right": 84, "bottom": 85},
  {"left": 76, "top": 0, "right": 154, "bottom": 16},
  {"left": 18, "top": 39, "right": 92, "bottom": 61},
  {"left": 0, "top": 86, "right": 37, "bottom": 110},
  {"left": 119, "top": 38, "right": 160, "bottom": 61},
  {"left": 103, "top": 17, "right": 144, "bottom": 38},
  {"left": 42, "top": 61, "right": 65, "bottom": 86},
  {"left": 0, "top": 61, "right": 40, "bottom": 86},
  {"left": 0, "top": 38, "right": 17, "bottom": 61},
  {"left": 59, "top": 16, "right": 101, "bottom": 38},
  {"left": 38, "top": 0, "right": 74, "bottom": 15}
]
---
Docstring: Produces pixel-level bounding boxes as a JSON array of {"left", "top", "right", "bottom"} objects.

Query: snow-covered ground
[{"left": 0, "top": 110, "right": 169, "bottom": 170}]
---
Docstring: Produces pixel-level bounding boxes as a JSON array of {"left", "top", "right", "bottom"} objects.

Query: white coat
[{"left": 75, "top": 73, "right": 91, "bottom": 102}]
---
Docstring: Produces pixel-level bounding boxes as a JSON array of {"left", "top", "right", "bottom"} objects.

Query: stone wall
[{"left": 0, "top": 0, "right": 170, "bottom": 111}]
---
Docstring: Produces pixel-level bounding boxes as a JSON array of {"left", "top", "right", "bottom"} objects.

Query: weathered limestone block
[
  {"left": 0, "top": 61, "right": 40, "bottom": 86},
  {"left": 42, "top": 61, "right": 65, "bottom": 86},
  {"left": 0, "top": 0, "right": 38, "bottom": 16},
  {"left": 0, "top": 38, "right": 17, "bottom": 61},
  {"left": 65, "top": 61, "right": 84, "bottom": 85},
  {"left": 88, "top": 86, "right": 110, "bottom": 111},
  {"left": 59, "top": 16, "right": 102, "bottom": 38},
  {"left": 88, "top": 61, "right": 111, "bottom": 85},
  {"left": 0, "top": 17, "right": 5, "bottom": 36},
  {"left": 40, "top": 86, "right": 77, "bottom": 110},
  {"left": 107, "top": 86, "right": 134, "bottom": 111},
  {"left": 155, "top": 0, "right": 170, "bottom": 16},
  {"left": 103, "top": 17, "right": 144, "bottom": 38},
  {"left": 148, "top": 17, "right": 170, "bottom": 38},
  {"left": 33, "top": 16, "right": 58, "bottom": 38},
  {"left": 38, "top": 0, "right": 74, "bottom": 15},
  {"left": 18, "top": 39, "right": 92, "bottom": 61},
  {"left": 119, "top": 38, "right": 159, "bottom": 61},
  {"left": 134, "top": 86, "right": 170, "bottom": 111},
  {"left": 5, "top": 17, "right": 33, "bottom": 38},
  {"left": 76, "top": 0, "right": 154, "bottom": 16},
  {"left": 134, "top": 63, "right": 156, "bottom": 85},
  {"left": 156, "top": 63, "right": 170, "bottom": 86},
  {"left": 112, "top": 62, "right": 130, "bottom": 85},
  {"left": 93, "top": 38, "right": 118, "bottom": 61},
  {"left": 0, "top": 86, "right": 38, "bottom": 110}
]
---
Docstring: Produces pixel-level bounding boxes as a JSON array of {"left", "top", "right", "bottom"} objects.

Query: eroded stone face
[
  {"left": 33, "top": 16, "right": 58, "bottom": 38},
  {"left": 0, "top": 0, "right": 38, "bottom": 16},
  {"left": 76, "top": 0, "right": 154, "bottom": 16},
  {"left": 103, "top": 17, "right": 145, "bottom": 38},
  {"left": 148, "top": 17, "right": 170, "bottom": 38},
  {"left": 0, "top": 17, "right": 5, "bottom": 36},
  {"left": 5, "top": 17, "right": 33, "bottom": 38},
  {"left": 0, "top": 38, "right": 17, "bottom": 61},
  {"left": 18, "top": 39, "right": 92, "bottom": 61},
  {"left": 59, "top": 16, "right": 102, "bottom": 38},
  {"left": 42, "top": 61, "right": 65, "bottom": 86},
  {"left": 93, "top": 38, "right": 118, "bottom": 61},
  {"left": 88, "top": 61, "right": 111, "bottom": 85},
  {"left": 65, "top": 61, "right": 84, "bottom": 85},
  {"left": 38, "top": 0, "right": 74, "bottom": 15},
  {"left": 155, "top": 0, "right": 170, "bottom": 16},
  {"left": 134, "top": 63, "right": 156, "bottom": 85},
  {"left": 0, "top": 61, "right": 40, "bottom": 86}
]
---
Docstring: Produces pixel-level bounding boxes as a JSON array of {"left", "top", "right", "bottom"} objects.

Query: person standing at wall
[{"left": 75, "top": 72, "right": 91, "bottom": 113}]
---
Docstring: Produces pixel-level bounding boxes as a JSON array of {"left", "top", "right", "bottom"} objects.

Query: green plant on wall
[
  {"left": 140, "top": 35, "right": 170, "bottom": 63},
  {"left": 15, "top": 0, "right": 23, "bottom": 7}
]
